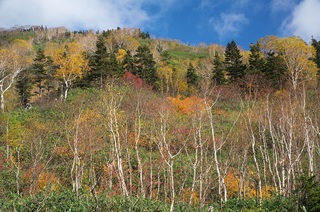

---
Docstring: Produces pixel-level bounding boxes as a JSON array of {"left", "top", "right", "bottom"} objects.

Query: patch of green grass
[
  {"left": 0, "top": 31, "right": 36, "bottom": 45},
  {"left": 168, "top": 50, "right": 207, "bottom": 60}
]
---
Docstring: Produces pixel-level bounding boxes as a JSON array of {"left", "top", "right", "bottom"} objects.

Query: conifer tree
[
  {"left": 122, "top": 50, "right": 135, "bottom": 71},
  {"left": 311, "top": 38, "right": 320, "bottom": 83},
  {"left": 248, "top": 42, "right": 265, "bottom": 74},
  {"left": 185, "top": 62, "right": 199, "bottom": 95},
  {"left": 87, "top": 35, "right": 124, "bottom": 88},
  {"left": 212, "top": 52, "right": 225, "bottom": 85},
  {"left": 32, "top": 49, "right": 46, "bottom": 94},
  {"left": 160, "top": 51, "right": 170, "bottom": 62},
  {"left": 186, "top": 62, "right": 198, "bottom": 86},
  {"left": 263, "top": 51, "right": 286, "bottom": 89},
  {"left": 31, "top": 49, "right": 55, "bottom": 98},
  {"left": 15, "top": 68, "right": 33, "bottom": 107},
  {"left": 108, "top": 52, "right": 123, "bottom": 78},
  {"left": 224, "top": 40, "right": 245, "bottom": 82},
  {"left": 133, "top": 45, "right": 158, "bottom": 88},
  {"left": 88, "top": 35, "right": 109, "bottom": 87}
]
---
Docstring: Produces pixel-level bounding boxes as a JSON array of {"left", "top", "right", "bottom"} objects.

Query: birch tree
[
  {"left": 105, "top": 88, "right": 129, "bottom": 197},
  {"left": 155, "top": 106, "right": 186, "bottom": 212},
  {"left": 275, "top": 37, "right": 317, "bottom": 91},
  {"left": 0, "top": 39, "right": 33, "bottom": 112},
  {"left": 47, "top": 42, "right": 88, "bottom": 100},
  {"left": 260, "top": 36, "right": 317, "bottom": 91}
]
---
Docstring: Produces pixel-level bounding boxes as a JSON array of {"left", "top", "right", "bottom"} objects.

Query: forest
[{"left": 1, "top": 26, "right": 320, "bottom": 211}]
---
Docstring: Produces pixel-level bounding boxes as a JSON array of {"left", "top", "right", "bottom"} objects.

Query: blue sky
[{"left": 1, "top": 0, "right": 320, "bottom": 49}]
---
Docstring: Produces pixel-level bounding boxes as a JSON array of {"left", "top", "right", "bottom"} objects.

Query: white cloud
[
  {"left": 0, "top": 0, "right": 174, "bottom": 30},
  {"left": 198, "top": 0, "right": 249, "bottom": 11},
  {"left": 282, "top": 0, "right": 320, "bottom": 41},
  {"left": 270, "top": 0, "right": 295, "bottom": 12},
  {"left": 210, "top": 13, "right": 249, "bottom": 41},
  {"left": 234, "top": 0, "right": 249, "bottom": 9},
  {"left": 198, "top": 0, "right": 217, "bottom": 10}
]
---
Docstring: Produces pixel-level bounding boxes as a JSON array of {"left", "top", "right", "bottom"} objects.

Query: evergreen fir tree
[
  {"left": 224, "top": 40, "right": 245, "bottom": 82},
  {"left": 15, "top": 68, "right": 33, "bottom": 107},
  {"left": 87, "top": 35, "right": 110, "bottom": 87},
  {"left": 248, "top": 42, "right": 265, "bottom": 74},
  {"left": 160, "top": 50, "right": 170, "bottom": 62},
  {"left": 263, "top": 51, "right": 286, "bottom": 89},
  {"left": 139, "top": 31, "right": 150, "bottom": 39},
  {"left": 108, "top": 52, "right": 123, "bottom": 78},
  {"left": 133, "top": 45, "right": 158, "bottom": 88},
  {"left": 311, "top": 38, "right": 320, "bottom": 84},
  {"left": 186, "top": 62, "right": 198, "bottom": 86},
  {"left": 30, "top": 49, "right": 56, "bottom": 99},
  {"left": 32, "top": 49, "right": 46, "bottom": 94},
  {"left": 145, "top": 32, "right": 150, "bottom": 39},
  {"left": 212, "top": 52, "right": 225, "bottom": 85},
  {"left": 122, "top": 50, "right": 135, "bottom": 72}
]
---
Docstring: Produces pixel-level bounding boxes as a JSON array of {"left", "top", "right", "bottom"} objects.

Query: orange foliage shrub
[
  {"left": 127, "top": 131, "right": 148, "bottom": 147},
  {"left": 225, "top": 171, "right": 276, "bottom": 199},
  {"left": 225, "top": 172, "right": 239, "bottom": 198},
  {"left": 273, "top": 89, "right": 289, "bottom": 99},
  {"left": 53, "top": 146, "right": 73, "bottom": 158},
  {"left": 168, "top": 95, "right": 206, "bottom": 115},
  {"left": 261, "top": 185, "right": 275, "bottom": 198},
  {"left": 22, "top": 164, "right": 59, "bottom": 195},
  {"left": 214, "top": 108, "right": 225, "bottom": 115},
  {"left": 37, "top": 171, "right": 59, "bottom": 191},
  {"left": 180, "top": 188, "right": 200, "bottom": 205}
]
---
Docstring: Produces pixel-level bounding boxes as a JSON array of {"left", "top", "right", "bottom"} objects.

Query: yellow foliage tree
[
  {"left": 116, "top": 48, "right": 127, "bottom": 62},
  {"left": 47, "top": 42, "right": 88, "bottom": 100},
  {"left": 0, "top": 39, "right": 33, "bottom": 112},
  {"left": 275, "top": 36, "right": 317, "bottom": 90},
  {"left": 259, "top": 36, "right": 317, "bottom": 90},
  {"left": 157, "top": 63, "right": 174, "bottom": 95}
]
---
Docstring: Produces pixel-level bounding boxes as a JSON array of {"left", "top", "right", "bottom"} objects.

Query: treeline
[
  {"left": 1, "top": 27, "right": 320, "bottom": 211},
  {"left": 2, "top": 27, "right": 320, "bottom": 109}
]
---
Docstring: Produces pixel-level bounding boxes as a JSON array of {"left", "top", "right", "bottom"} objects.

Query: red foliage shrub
[{"left": 123, "top": 71, "right": 152, "bottom": 90}]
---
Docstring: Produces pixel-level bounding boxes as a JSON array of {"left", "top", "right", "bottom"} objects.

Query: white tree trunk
[
  {"left": 108, "top": 95, "right": 129, "bottom": 197},
  {"left": 0, "top": 69, "right": 21, "bottom": 112},
  {"left": 206, "top": 101, "right": 225, "bottom": 204},
  {"left": 64, "top": 80, "right": 69, "bottom": 100}
]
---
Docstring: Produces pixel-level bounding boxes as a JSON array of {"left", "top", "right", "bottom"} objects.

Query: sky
[{"left": 0, "top": 0, "right": 320, "bottom": 49}]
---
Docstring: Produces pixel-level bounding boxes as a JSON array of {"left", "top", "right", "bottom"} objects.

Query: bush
[
  {"left": 296, "top": 175, "right": 320, "bottom": 212},
  {"left": 0, "top": 190, "right": 92, "bottom": 211}
]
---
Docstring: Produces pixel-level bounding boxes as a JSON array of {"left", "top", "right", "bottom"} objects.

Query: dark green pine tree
[
  {"left": 30, "top": 49, "right": 55, "bottom": 99},
  {"left": 133, "top": 45, "right": 158, "bottom": 88},
  {"left": 224, "top": 40, "right": 245, "bottom": 82},
  {"left": 311, "top": 38, "right": 320, "bottom": 84},
  {"left": 263, "top": 51, "right": 286, "bottom": 89},
  {"left": 15, "top": 68, "right": 33, "bottom": 107},
  {"left": 32, "top": 49, "right": 46, "bottom": 95},
  {"left": 122, "top": 50, "right": 135, "bottom": 72},
  {"left": 186, "top": 62, "right": 198, "bottom": 86},
  {"left": 139, "top": 30, "right": 150, "bottom": 39},
  {"left": 87, "top": 35, "right": 109, "bottom": 88},
  {"left": 160, "top": 50, "right": 170, "bottom": 63},
  {"left": 107, "top": 52, "right": 123, "bottom": 78},
  {"left": 212, "top": 52, "right": 225, "bottom": 85},
  {"left": 248, "top": 42, "right": 265, "bottom": 74}
]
